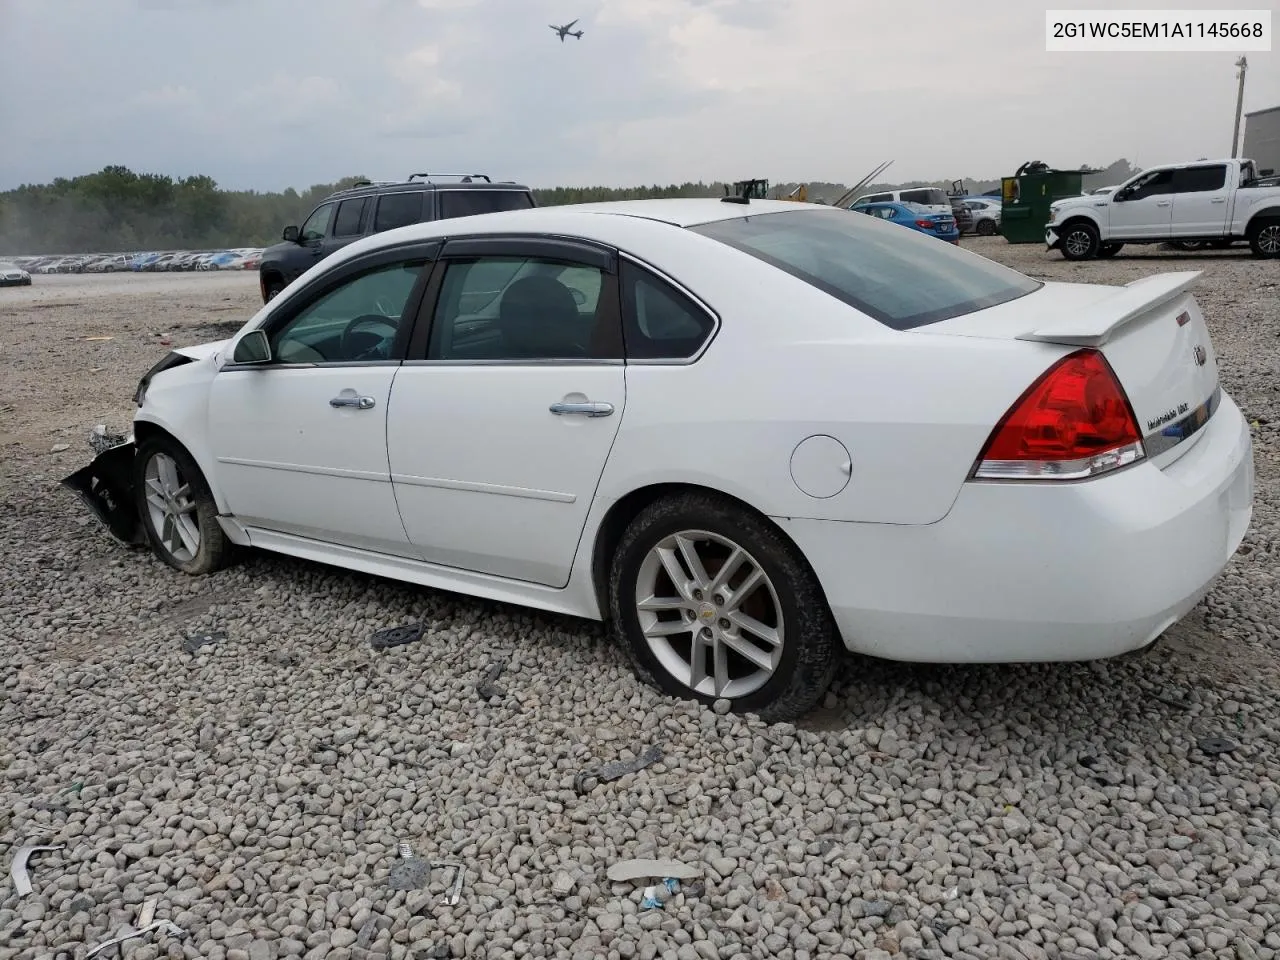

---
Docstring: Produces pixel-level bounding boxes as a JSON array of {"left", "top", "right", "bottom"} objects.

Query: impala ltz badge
[{"left": 1193, "top": 345, "right": 1208, "bottom": 366}]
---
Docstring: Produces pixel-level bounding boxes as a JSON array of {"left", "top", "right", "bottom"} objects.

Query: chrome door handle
[
  {"left": 330, "top": 395, "right": 376, "bottom": 410},
  {"left": 1156, "top": 201, "right": 1171, "bottom": 207},
  {"left": 549, "top": 401, "right": 614, "bottom": 417},
  {"left": 1210, "top": 197, "right": 1226, "bottom": 203}
]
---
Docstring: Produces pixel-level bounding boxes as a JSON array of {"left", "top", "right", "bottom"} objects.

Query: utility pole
[{"left": 1231, "top": 56, "right": 1248, "bottom": 158}]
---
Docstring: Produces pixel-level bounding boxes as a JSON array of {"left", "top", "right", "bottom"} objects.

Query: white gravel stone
[{"left": 2, "top": 251, "right": 1279, "bottom": 959}]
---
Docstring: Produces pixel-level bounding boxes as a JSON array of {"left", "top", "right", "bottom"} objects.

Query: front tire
[
  {"left": 262, "top": 276, "right": 285, "bottom": 302},
  {"left": 1248, "top": 218, "right": 1280, "bottom": 259},
  {"left": 607, "top": 491, "right": 839, "bottom": 722},
  {"left": 133, "top": 436, "right": 232, "bottom": 576},
  {"left": 1060, "top": 221, "right": 1100, "bottom": 260}
]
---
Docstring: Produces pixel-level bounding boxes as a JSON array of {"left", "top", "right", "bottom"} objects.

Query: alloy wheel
[
  {"left": 142, "top": 452, "right": 201, "bottom": 563},
  {"left": 1064, "top": 229, "right": 1094, "bottom": 257},
  {"left": 1258, "top": 225, "right": 1280, "bottom": 255},
  {"left": 634, "top": 530, "right": 784, "bottom": 699}
]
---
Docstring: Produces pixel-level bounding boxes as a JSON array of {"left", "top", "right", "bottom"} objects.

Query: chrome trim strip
[
  {"left": 400, "top": 358, "right": 624, "bottom": 367},
  {"left": 1143, "top": 385, "right": 1221, "bottom": 458},
  {"left": 220, "top": 360, "right": 402, "bottom": 372},
  {"left": 216, "top": 457, "right": 390, "bottom": 482},
  {"left": 972, "top": 441, "right": 1146, "bottom": 482},
  {"left": 390, "top": 473, "right": 576, "bottom": 502}
]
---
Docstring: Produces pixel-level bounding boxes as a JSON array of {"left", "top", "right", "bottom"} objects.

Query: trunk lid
[{"left": 921, "top": 271, "right": 1220, "bottom": 468}]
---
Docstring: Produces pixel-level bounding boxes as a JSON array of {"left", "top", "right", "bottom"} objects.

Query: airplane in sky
[{"left": 549, "top": 19, "right": 584, "bottom": 41}]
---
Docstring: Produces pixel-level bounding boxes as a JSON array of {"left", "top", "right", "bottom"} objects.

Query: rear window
[
  {"left": 439, "top": 190, "right": 536, "bottom": 219},
  {"left": 900, "top": 188, "right": 948, "bottom": 206},
  {"left": 688, "top": 208, "right": 1042, "bottom": 331}
]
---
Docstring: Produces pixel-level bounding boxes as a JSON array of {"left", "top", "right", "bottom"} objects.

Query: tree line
[{"left": 0, "top": 160, "right": 1141, "bottom": 256}]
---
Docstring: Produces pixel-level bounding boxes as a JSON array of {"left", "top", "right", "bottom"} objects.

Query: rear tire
[
  {"left": 1097, "top": 243, "right": 1123, "bottom": 258},
  {"left": 607, "top": 491, "right": 839, "bottom": 722},
  {"left": 976, "top": 219, "right": 998, "bottom": 236},
  {"left": 1060, "top": 221, "right": 1100, "bottom": 260},
  {"left": 133, "top": 436, "right": 233, "bottom": 576},
  {"left": 1248, "top": 218, "right": 1280, "bottom": 259}
]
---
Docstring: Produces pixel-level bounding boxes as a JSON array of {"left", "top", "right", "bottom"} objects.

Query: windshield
[
  {"left": 688, "top": 208, "right": 1042, "bottom": 331},
  {"left": 899, "top": 188, "right": 949, "bottom": 206}
]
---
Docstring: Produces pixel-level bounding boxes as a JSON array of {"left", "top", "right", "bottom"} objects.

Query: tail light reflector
[
  {"left": 971, "top": 348, "right": 1145, "bottom": 481},
  {"left": 915, "top": 220, "right": 935, "bottom": 228}
]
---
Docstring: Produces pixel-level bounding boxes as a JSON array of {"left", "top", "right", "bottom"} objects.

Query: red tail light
[
  {"left": 972, "top": 348, "right": 1146, "bottom": 481},
  {"left": 915, "top": 220, "right": 935, "bottom": 228}
]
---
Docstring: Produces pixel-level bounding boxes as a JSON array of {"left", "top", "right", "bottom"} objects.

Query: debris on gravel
[{"left": 2, "top": 251, "right": 1279, "bottom": 959}]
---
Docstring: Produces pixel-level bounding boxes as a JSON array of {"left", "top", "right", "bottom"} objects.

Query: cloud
[{"left": 1, "top": 0, "right": 1277, "bottom": 192}]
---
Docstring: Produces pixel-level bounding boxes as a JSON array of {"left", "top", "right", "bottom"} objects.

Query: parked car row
[{"left": 8, "top": 248, "right": 264, "bottom": 275}]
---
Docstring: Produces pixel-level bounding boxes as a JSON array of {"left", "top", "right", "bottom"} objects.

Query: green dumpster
[{"left": 999, "top": 161, "right": 1102, "bottom": 244}]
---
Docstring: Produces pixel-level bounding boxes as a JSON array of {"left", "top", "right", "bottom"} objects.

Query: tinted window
[
  {"left": 689, "top": 208, "right": 1042, "bottom": 331},
  {"left": 1123, "top": 170, "right": 1175, "bottom": 200},
  {"left": 900, "top": 188, "right": 948, "bottom": 206},
  {"left": 333, "top": 197, "right": 367, "bottom": 237},
  {"left": 439, "top": 190, "right": 536, "bottom": 218},
  {"left": 861, "top": 193, "right": 892, "bottom": 203},
  {"left": 300, "top": 203, "right": 335, "bottom": 242},
  {"left": 270, "top": 261, "right": 425, "bottom": 363},
  {"left": 427, "top": 256, "right": 609, "bottom": 361},
  {"left": 620, "top": 262, "right": 715, "bottom": 360},
  {"left": 1172, "top": 164, "right": 1227, "bottom": 193},
  {"left": 374, "top": 192, "right": 426, "bottom": 232}
]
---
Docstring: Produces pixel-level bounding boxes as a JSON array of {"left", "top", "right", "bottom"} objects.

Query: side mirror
[
  {"left": 232, "top": 329, "right": 272, "bottom": 364},
  {"left": 282, "top": 225, "right": 300, "bottom": 242}
]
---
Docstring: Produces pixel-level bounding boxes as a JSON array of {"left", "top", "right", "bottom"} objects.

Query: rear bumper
[{"left": 780, "top": 392, "right": 1254, "bottom": 663}]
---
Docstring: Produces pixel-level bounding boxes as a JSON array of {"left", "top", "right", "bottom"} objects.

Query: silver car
[{"left": 963, "top": 198, "right": 1002, "bottom": 236}]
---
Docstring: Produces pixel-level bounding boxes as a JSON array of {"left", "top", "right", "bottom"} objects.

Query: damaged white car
[{"left": 65, "top": 199, "right": 1255, "bottom": 721}]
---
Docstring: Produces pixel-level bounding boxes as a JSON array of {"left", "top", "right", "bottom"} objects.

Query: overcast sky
[{"left": 1, "top": 0, "right": 1276, "bottom": 192}]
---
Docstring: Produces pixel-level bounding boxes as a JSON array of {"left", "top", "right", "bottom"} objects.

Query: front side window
[
  {"left": 689, "top": 207, "right": 1042, "bottom": 331},
  {"left": 1171, "top": 164, "right": 1227, "bottom": 193},
  {"left": 300, "top": 203, "right": 335, "bottom": 242},
  {"left": 374, "top": 192, "right": 426, "bottom": 232},
  {"left": 438, "top": 190, "right": 536, "bottom": 218},
  {"left": 270, "top": 261, "right": 425, "bottom": 363},
  {"left": 427, "top": 256, "right": 608, "bottom": 361},
  {"left": 1122, "top": 170, "right": 1175, "bottom": 200}
]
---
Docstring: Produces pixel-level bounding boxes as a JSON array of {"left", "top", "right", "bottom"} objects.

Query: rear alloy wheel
[
  {"left": 1097, "top": 242, "right": 1123, "bottom": 258},
  {"left": 1061, "top": 222, "right": 1100, "bottom": 260},
  {"left": 976, "top": 219, "right": 998, "bottom": 236},
  {"left": 1249, "top": 218, "right": 1280, "bottom": 259},
  {"left": 133, "top": 436, "right": 232, "bottom": 576},
  {"left": 608, "top": 492, "right": 838, "bottom": 721}
]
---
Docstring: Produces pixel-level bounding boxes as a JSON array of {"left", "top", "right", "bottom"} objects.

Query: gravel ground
[{"left": 2, "top": 242, "right": 1280, "bottom": 960}]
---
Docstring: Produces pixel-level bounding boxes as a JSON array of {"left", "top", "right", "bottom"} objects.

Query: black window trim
[
  {"left": 221, "top": 239, "right": 442, "bottom": 372},
  {"left": 403, "top": 233, "right": 624, "bottom": 367},
  {"left": 617, "top": 251, "right": 721, "bottom": 366}
]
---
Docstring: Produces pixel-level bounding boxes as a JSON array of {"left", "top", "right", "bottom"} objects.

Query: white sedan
[{"left": 64, "top": 198, "right": 1255, "bottom": 721}]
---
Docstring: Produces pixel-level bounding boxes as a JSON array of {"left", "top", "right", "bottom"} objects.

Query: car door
[
  {"left": 386, "top": 236, "right": 626, "bottom": 587},
  {"left": 1107, "top": 169, "right": 1175, "bottom": 239},
  {"left": 208, "top": 242, "right": 439, "bottom": 556},
  {"left": 1168, "top": 163, "right": 1231, "bottom": 237},
  {"left": 320, "top": 196, "right": 370, "bottom": 260},
  {"left": 294, "top": 201, "right": 338, "bottom": 277}
]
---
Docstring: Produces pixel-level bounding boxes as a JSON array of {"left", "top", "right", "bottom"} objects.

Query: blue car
[{"left": 848, "top": 200, "right": 960, "bottom": 243}]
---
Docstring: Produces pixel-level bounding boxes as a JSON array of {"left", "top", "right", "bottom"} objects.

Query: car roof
[{"left": 322, "top": 178, "right": 533, "bottom": 202}]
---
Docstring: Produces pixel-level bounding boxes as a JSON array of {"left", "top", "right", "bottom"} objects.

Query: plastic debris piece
[
  {"left": 1199, "top": 736, "right": 1238, "bottom": 756},
  {"left": 10, "top": 844, "right": 65, "bottom": 898},
  {"left": 387, "top": 858, "right": 431, "bottom": 891},
  {"left": 641, "top": 877, "right": 679, "bottom": 909},
  {"left": 370, "top": 623, "right": 422, "bottom": 651},
  {"left": 476, "top": 660, "right": 507, "bottom": 700},
  {"left": 574, "top": 744, "right": 663, "bottom": 794},
  {"left": 182, "top": 630, "right": 225, "bottom": 655},
  {"left": 85, "top": 901, "right": 186, "bottom": 959},
  {"left": 434, "top": 860, "right": 465, "bottom": 905},
  {"left": 606, "top": 858, "right": 701, "bottom": 883},
  {"left": 89, "top": 425, "right": 130, "bottom": 455}
]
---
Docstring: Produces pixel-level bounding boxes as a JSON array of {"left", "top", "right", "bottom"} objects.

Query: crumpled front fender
[{"left": 61, "top": 440, "right": 146, "bottom": 546}]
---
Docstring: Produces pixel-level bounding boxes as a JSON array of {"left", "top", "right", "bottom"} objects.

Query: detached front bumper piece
[{"left": 61, "top": 439, "right": 145, "bottom": 546}]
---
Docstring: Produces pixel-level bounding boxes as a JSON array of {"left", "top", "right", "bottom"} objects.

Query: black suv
[{"left": 258, "top": 173, "right": 537, "bottom": 302}]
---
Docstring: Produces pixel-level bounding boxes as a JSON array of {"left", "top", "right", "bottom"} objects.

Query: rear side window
[
  {"left": 439, "top": 190, "right": 536, "bottom": 218},
  {"left": 689, "top": 208, "right": 1041, "bottom": 331},
  {"left": 374, "top": 192, "right": 426, "bottom": 232},
  {"left": 333, "top": 197, "right": 367, "bottom": 237},
  {"left": 620, "top": 262, "right": 716, "bottom": 360},
  {"left": 900, "top": 188, "right": 948, "bottom": 206},
  {"left": 1172, "top": 164, "right": 1227, "bottom": 192},
  {"left": 861, "top": 193, "right": 892, "bottom": 203}
]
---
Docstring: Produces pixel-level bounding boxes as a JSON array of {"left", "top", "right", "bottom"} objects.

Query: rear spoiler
[{"left": 1017, "top": 271, "right": 1202, "bottom": 347}]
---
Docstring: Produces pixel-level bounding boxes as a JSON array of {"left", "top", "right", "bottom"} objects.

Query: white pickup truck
[{"left": 1045, "top": 158, "right": 1280, "bottom": 261}]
